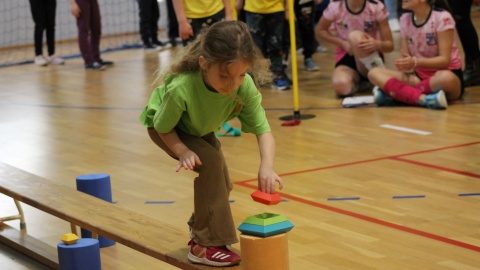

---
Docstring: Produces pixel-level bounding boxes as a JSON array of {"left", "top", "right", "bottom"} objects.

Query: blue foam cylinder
[
  {"left": 76, "top": 174, "right": 113, "bottom": 202},
  {"left": 58, "top": 238, "right": 101, "bottom": 270},
  {"left": 76, "top": 174, "right": 115, "bottom": 248}
]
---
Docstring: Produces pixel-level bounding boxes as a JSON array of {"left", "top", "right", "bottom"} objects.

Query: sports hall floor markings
[
  {"left": 391, "top": 195, "right": 425, "bottom": 199},
  {"left": 142, "top": 200, "right": 236, "bottom": 204},
  {"left": 391, "top": 156, "right": 480, "bottom": 178},
  {"left": 380, "top": 124, "right": 431, "bottom": 135},
  {"left": 235, "top": 141, "right": 480, "bottom": 253},
  {"left": 327, "top": 197, "right": 360, "bottom": 201},
  {"left": 144, "top": 201, "right": 175, "bottom": 204},
  {"left": 2, "top": 99, "right": 480, "bottom": 111},
  {"left": 459, "top": 193, "right": 480, "bottom": 197}
]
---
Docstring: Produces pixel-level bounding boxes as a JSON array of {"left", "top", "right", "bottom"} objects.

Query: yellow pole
[
  {"left": 287, "top": 0, "right": 300, "bottom": 114},
  {"left": 280, "top": 0, "right": 315, "bottom": 123}
]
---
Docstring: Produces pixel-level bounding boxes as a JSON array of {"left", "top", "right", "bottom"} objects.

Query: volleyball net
[{"left": 0, "top": 0, "right": 147, "bottom": 67}]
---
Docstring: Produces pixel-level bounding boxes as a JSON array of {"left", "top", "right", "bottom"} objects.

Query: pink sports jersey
[
  {"left": 400, "top": 8, "right": 462, "bottom": 79},
  {"left": 323, "top": 0, "right": 389, "bottom": 61}
]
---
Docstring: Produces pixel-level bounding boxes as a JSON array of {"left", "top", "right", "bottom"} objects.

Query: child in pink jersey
[
  {"left": 315, "top": 0, "right": 394, "bottom": 97},
  {"left": 368, "top": 0, "right": 463, "bottom": 110}
]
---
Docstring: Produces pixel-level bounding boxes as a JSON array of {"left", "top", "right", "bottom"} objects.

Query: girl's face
[
  {"left": 401, "top": 0, "right": 424, "bottom": 10},
  {"left": 199, "top": 56, "right": 249, "bottom": 95}
]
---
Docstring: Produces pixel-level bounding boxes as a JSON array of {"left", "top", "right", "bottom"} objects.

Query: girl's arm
[
  {"left": 256, "top": 132, "right": 283, "bottom": 194},
  {"left": 396, "top": 29, "right": 454, "bottom": 71},
  {"left": 159, "top": 129, "right": 202, "bottom": 172},
  {"left": 223, "top": 0, "right": 233, "bottom": 20},
  {"left": 315, "top": 17, "right": 351, "bottom": 54},
  {"left": 376, "top": 18, "right": 394, "bottom": 53},
  {"left": 394, "top": 37, "right": 413, "bottom": 72},
  {"left": 415, "top": 29, "right": 454, "bottom": 69},
  {"left": 172, "top": 0, "right": 193, "bottom": 40},
  {"left": 235, "top": 0, "right": 244, "bottom": 12},
  {"left": 284, "top": 0, "right": 290, "bottom": 20},
  {"left": 358, "top": 18, "right": 393, "bottom": 54},
  {"left": 70, "top": 0, "right": 80, "bottom": 18}
]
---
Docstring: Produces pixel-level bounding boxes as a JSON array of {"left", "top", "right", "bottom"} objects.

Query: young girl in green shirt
[{"left": 139, "top": 20, "right": 283, "bottom": 267}]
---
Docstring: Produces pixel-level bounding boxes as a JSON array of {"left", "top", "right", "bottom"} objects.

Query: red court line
[
  {"left": 235, "top": 181, "right": 480, "bottom": 253},
  {"left": 234, "top": 141, "right": 480, "bottom": 252},
  {"left": 391, "top": 157, "right": 480, "bottom": 179},
  {"left": 235, "top": 141, "right": 480, "bottom": 182},
  {"left": 393, "top": 141, "right": 480, "bottom": 158}
]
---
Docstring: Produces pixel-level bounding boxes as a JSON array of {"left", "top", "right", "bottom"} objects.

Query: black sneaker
[
  {"left": 169, "top": 38, "right": 178, "bottom": 47},
  {"left": 85, "top": 61, "right": 105, "bottom": 70},
  {"left": 143, "top": 44, "right": 159, "bottom": 52},
  {"left": 98, "top": 59, "right": 113, "bottom": 66}
]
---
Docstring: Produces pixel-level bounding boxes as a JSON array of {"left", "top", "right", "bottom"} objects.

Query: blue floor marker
[
  {"left": 144, "top": 201, "right": 175, "bottom": 204},
  {"left": 392, "top": 195, "right": 425, "bottom": 199},
  {"left": 327, "top": 197, "right": 360, "bottom": 201},
  {"left": 458, "top": 193, "right": 480, "bottom": 197}
]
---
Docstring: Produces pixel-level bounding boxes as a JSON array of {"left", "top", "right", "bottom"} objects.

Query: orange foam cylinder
[{"left": 240, "top": 233, "right": 289, "bottom": 270}]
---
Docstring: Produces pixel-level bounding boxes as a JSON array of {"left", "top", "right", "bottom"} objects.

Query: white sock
[{"left": 359, "top": 51, "right": 385, "bottom": 70}]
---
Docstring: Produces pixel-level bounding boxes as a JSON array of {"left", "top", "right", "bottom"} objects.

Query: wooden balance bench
[{"left": 0, "top": 161, "right": 240, "bottom": 270}]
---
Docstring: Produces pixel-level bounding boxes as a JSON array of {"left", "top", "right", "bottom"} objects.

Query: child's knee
[
  {"left": 347, "top": 30, "right": 365, "bottom": 46},
  {"left": 333, "top": 78, "right": 355, "bottom": 97},
  {"left": 197, "top": 150, "right": 224, "bottom": 170}
]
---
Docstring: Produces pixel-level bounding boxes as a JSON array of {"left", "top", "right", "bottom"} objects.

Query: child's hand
[
  {"left": 257, "top": 167, "right": 283, "bottom": 194},
  {"left": 176, "top": 149, "right": 202, "bottom": 172},
  {"left": 395, "top": 50, "right": 415, "bottom": 72},
  {"left": 358, "top": 34, "right": 377, "bottom": 53},
  {"left": 71, "top": 3, "right": 81, "bottom": 18},
  {"left": 178, "top": 21, "right": 193, "bottom": 40}
]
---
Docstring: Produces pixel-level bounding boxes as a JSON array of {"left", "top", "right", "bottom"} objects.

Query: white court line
[{"left": 380, "top": 124, "right": 432, "bottom": 135}]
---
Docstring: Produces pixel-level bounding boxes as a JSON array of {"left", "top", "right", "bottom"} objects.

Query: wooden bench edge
[{"left": 0, "top": 223, "right": 59, "bottom": 269}]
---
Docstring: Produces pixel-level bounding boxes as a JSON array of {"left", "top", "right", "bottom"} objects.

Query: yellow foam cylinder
[{"left": 240, "top": 233, "right": 289, "bottom": 270}]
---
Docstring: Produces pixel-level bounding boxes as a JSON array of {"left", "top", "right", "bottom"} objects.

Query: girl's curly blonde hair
[{"left": 155, "top": 20, "right": 272, "bottom": 87}]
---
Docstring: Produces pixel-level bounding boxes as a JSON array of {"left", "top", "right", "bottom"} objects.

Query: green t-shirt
[{"left": 139, "top": 71, "right": 271, "bottom": 137}]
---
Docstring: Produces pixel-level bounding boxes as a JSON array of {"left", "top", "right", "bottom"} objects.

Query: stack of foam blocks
[{"left": 238, "top": 191, "right": 294, "bottom": 270}]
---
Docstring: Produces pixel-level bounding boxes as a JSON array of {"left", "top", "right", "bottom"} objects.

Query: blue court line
[
  {"left": 327, "top": 197, "right": 360, "bottom": 201},
  {"left": 144, "top": 201, "right": 175, "bottom": 204},
  {"left": 458, "top": 193, "right": 480, "bottom": 197},
  {"left": 0, "top": 103, "right": 141, "bottom": 111},
  {"left": 0, "top": 44, "right": 142, "bottom": 68},
  {"left": 3, "top": 103, "right": 479, "bottom": 112},
  {"left": 392, "top": 195, "right": 426, "bottom": 199}
]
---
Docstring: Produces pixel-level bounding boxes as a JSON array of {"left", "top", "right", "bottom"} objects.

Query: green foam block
[{"left": 242, "top": 213, "right": 288, "bottom": 226}]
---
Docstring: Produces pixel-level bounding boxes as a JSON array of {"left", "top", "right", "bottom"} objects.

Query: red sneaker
[{"left": 187, "top": 240, "right": 241, "bottom": 267}]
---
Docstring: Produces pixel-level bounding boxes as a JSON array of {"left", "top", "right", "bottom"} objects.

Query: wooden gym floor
[{"left": 1, "top": 15, "right": 480, "bottom": 270}]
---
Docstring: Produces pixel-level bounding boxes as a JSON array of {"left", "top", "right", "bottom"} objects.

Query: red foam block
[
  {"left": 251, "top": 190, "right": 282, "bottom": 205},
  {"left": 281, "top": 119, "right": 301, "bottom": 126}
]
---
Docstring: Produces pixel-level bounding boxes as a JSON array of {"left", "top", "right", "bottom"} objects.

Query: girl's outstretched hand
[
  {"left": 176, "top": 149, "right": 202, "bottom": 172},
  {"left": 258, "top": 167, "right": 283, "bottom": 194}
]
